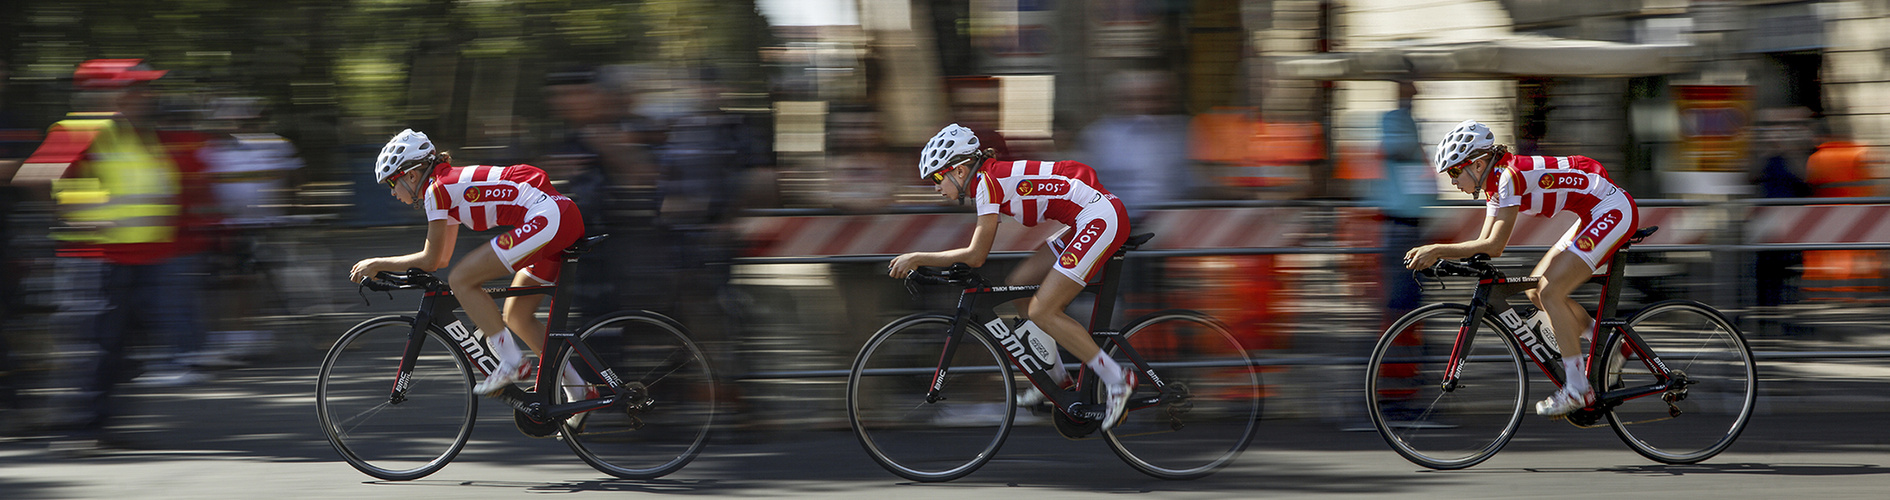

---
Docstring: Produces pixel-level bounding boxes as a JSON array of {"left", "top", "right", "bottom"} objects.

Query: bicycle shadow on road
[
  {"left": 358, "top": 478, "right": 726, "bottom": 494},
  {"left": 1470, "top": 463, "right": 1890, "bottom": 477}
]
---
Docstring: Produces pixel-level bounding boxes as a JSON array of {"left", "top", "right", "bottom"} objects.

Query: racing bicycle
[
  {"left": 1366, "top": 226, "right": 1757, "bottom": 469},
  {"left": 847, "top": 233, "right": 1263, "bottom": 482},
  {"left": 316, "top": 234, "right": 717, "bottom": 480}
]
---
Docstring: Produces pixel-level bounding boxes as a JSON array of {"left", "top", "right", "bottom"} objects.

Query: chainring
[
  {"left": 515, "top": 404, "right": 559, "bottom": 438},
  {"left": 1052, "top": 404, "right": 1101, "bottom": 439}
]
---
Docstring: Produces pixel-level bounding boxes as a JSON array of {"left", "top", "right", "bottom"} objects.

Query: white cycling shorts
[
  {"left": 1044, "top": 195, "right": 1130, "bottom": 285},
  {"left": 1552, "top": 190, "right": 1639, "bottom": 270}
]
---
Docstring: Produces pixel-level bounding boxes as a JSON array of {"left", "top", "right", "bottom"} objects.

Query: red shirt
[
  {"left": 1482, "top": 153, "right": 1624, "bottom": 218},
  {"left": 422, "top": 163, "right": 568, "bottom": 231},
  {"left": 972, "top": 159, "right": 1113, "bottom": 227}
]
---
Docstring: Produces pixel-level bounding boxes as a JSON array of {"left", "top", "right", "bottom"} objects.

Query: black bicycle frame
[
  {"left": 1442, "top": 255, "right": 1680, "bottom": 404},
  {"left": 923, "top": 251, "right": 1165, "bottom": 420},
  {"left": 385, "top": 255, "right": 628, "bottom": 422}
]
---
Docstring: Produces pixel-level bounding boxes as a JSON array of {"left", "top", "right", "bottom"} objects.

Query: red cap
[{"left": 73, "top": 59, "right": 167, "bottom": 89}]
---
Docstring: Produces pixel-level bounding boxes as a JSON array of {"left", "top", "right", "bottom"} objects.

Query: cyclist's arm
[
  {"left": 888, "top": 213, "right": 1000, "bottom": 276},
  {"left": 1405, "top": 206, "right": 1517, "bottom": 268},
  {"left": 349, "top": 219, "right": 459, "bottom": 281}
]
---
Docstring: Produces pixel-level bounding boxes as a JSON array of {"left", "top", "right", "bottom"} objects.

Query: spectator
[
  {"left": 19, "top": 59, "right": 187, "bottom": 455},
  {"left": 1803, "top": 119, "right": 1883, "bottom": 300},
  {"left": 197, "top": 97, "right": 307, "bottom": 364},
  {"left": 1750, "top": 107, "right": 1815, "bottom": 309},
  {"left": 1080, "top": 70, "right": 1194, "bottom": 220},
  {"left": 539, "top": 66, "right": 659, "bottom": 322},
  {"left": 1371, "top": 78, "right": 1434, "bottom": 324}
]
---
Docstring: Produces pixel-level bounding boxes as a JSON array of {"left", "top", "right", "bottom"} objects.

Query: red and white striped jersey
[
  {"left": 1482, "top": 154, "right": 1623, "bottom": 219},
  {"left": 423, "top": 163, "right": 569, "bottom": 231},
  {"left": 973, "top": 159, "right": 1114, "bottom": 227}
]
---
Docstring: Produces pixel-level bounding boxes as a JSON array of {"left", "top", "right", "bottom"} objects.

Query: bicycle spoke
[
  {"left": 848, "top": 315, "right": 1012, "bottom": 482},
  {"left": 1103, "top": 311, "right": 1261, "bottom": 480},
  {"left": 1367, "top": 304, "right": 1527, "bottom": 470},
  {"left": 1608, "top": 301, "right": 1755, "bottom": 465}
]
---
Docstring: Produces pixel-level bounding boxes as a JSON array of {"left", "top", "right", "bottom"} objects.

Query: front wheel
[
  {"left": 316, "top": 316, "right": 477, "bottom": 481},
  {"left": 557, "top": 311, "right": 717, "bottom": 480},
  {"left": 1607, "top": 300, "right": 1756, "bottom": 464},
  {"left": 1365, "top": 303, "right": 1528, "bottom": 470},
  {"left": 847, "top": 314, "right": 1014, "bottom": 482},
  {"left": 1101, "top": 310, "right": 1262, "bottom": 480}
]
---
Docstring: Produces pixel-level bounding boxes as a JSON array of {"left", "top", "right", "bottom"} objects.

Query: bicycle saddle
[{"left": 563, "top": 233, "right": 611, "bottom": 255}]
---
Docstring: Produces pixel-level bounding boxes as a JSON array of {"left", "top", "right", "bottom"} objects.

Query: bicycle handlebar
[
  {"left": 361, "top": 268, "right": 439, "bottom": 292},
  {"left": 1412, "top": 254, "right": 1497, "bottom": 279},
  {"left": 905, "top": 263, "right": 990, "bottom": 288}
]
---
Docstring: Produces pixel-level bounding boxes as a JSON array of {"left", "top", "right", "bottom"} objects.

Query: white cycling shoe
[
  {"left": 1534, "top": 386, "right": 1595, "bottom": 418},
  {"left": 1101, "top": 369, "right": 1138, "bottom": 432},
  {"left": 474, "top": 360, "right": 530, "bottom": 395}
]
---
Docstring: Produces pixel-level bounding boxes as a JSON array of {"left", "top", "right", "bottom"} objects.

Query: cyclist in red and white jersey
[
  {"left": 1404, "top": 120, "right": 1640, "bottom": 418},
  {"left": 887, "top": 124, "right": 1138, "bottom": 430},
  {"left": 348, "top": 129, "right": 588, "bottom": 397}
]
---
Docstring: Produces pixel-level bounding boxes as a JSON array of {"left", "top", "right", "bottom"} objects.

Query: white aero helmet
[
  {"left": 1433, "top": 119, "right": 1496, "bottom": 172},
  {"left": 918, "top": 123, "right": 982, "bottom": 179},
  {"left": 374, "top": 129, "right": 437, "bottom": 184}
]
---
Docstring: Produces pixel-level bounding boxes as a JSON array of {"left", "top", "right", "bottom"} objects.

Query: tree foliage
[{"left": 2, "top": 0, "right": 772, "bottom": 179}]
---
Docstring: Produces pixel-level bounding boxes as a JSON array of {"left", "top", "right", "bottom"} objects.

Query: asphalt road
[{"left": 2, "top": 362, "right": 1888, "bottom": 500}]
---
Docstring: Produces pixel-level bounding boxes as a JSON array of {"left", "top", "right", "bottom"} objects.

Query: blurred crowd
[{"left": 1, "top": 50, "right": 1886, "bottom": 451}]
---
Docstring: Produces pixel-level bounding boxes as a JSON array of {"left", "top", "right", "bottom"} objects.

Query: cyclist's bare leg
[
  {"left": 1006, "top": 247, "right": 1055, "bottom": 316},
  {"left": 1525, "top": 249, "right": 1596, "bottom": 361},
  {"left": 448, "top": 245, "right": 517, "bottom": 349},
  {"left": 1028, "top": 273, "right": 1099, "bottom": 363},
  {"left": 502, "top": 270, "right": 547, "bottom": 354}
]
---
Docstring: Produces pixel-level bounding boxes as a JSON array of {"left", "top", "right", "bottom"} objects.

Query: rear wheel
[
  {"left": 847, "top": 314, "right": 1014, "bottom": 482},
  {"left": 1101, "top": 310, "right": 1262, "bottom": 480},
  {"left": 316, "top": 316, "right": 476, "bottom": 481},
  {"left": 1607, "top": 300, "right": 1756, "bottom": 464},
  {"left": 558, "top": 311, "right": 716, "bottom": 479},
  {"left": 1365, "top": 303, "right": 1528, "bottom": 470}
]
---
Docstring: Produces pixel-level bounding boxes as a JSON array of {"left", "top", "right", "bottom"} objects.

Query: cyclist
[
  {"left": 887, "top": 124, "right": 1136, "bottom": 430},
  {"left": 347, "top": 129, "right": 588, "bottom": 398},
  {"left": 1403, "top": 120, "right": 1639, "bottom": 418}
]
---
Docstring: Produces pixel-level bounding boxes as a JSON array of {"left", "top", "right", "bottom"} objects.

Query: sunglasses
[
  {"left": 1445, "top": 164, "right": 1466, "bottom": 178},
  {"left": 928, "top": 171, "right": 947, "bottom": 185}
]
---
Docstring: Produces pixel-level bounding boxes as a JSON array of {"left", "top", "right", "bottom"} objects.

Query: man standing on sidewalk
[{"left": 15, "top": 59, "right": 185, "bottom": 454}]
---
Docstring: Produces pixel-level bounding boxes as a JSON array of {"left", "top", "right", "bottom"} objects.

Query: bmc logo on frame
[
  {"left": 1059, "top": 219, "right": 1110, "bottom": 269},
  {"left": 464, "top": 184, "right": 519, "bottom": 203},
  {"left": 1016, "top": 179, "right": 1070, "bottom": 197}
]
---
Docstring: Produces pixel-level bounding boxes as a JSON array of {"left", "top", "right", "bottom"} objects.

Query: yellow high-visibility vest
[{"left": 47, "top": 113, "right": 179, "bottom": 245}]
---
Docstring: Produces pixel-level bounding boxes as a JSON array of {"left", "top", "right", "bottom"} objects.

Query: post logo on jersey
[
  {"left": 463, "top": 184, "right": 519, "bottom": 204},
  {"left": 1016, "top": 179, "right": 1070, "bottom": 197},
  {"left": 497, "top": 215, "right": 548, "bottom": 250},
  {"left": 1575, "top": 235, "right": 1597, "bottom": 251},
  {"left": 1058, "top": 219, "right": 1110, "bottom": 269},
  {"left": 1537, "top": 172, "right": 1590, "bottom": 191}
]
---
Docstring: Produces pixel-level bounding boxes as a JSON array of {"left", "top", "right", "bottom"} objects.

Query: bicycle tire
[
  {"left": 847, "top": 314, "right": 1014, "bottom": 482},
  {"left": 557, "top": 310, "right": 717, "bottom": 480},
  {"left": 1365, "top": 303, "right": 1529, "bottom": 470},
  {"left": 1606, "top": 300, "right": 1756, "bottom": 464},
  {"left": 1100, "top": 310, "right": 1261, "bottom": 480},
  {"left": 316, "top": 316, "right": 477, "bottom": 481}
]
